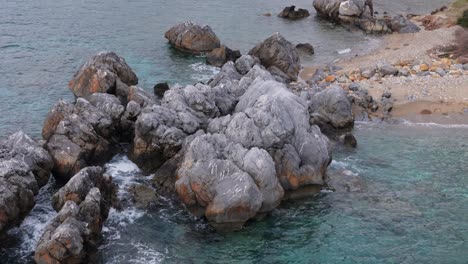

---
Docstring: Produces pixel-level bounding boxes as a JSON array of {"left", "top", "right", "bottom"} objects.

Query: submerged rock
[
  {"left": 326, "top": 169, "right": 366, "bottom": 192},
  {"left": 164, "top": 21, "right": 221, "bottom": 54},
  {"left": 68, "top": 51, "right": 138, "bottom": 98},
  {"left": 249, "top": 33, "right": 301, "bottom": 81},
  {"left": 128, "top": 184, "right": 159, "bottom": 209},
  {"left": 0, "top": 132, "right": 53, "bottom": 233},
  {"left": 278, "top": 6, "right": 310, "bottom": 19}
]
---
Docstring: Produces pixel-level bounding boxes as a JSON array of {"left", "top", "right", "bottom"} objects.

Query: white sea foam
[
  {"left": 6, "top": 184, "right": 56, "bottom": 259},
  {"left": 189, "top": 62, "right": 219, "bottom": 82},
  {"left": 400, "top": 120, "right": 468, "bottom": 129}
]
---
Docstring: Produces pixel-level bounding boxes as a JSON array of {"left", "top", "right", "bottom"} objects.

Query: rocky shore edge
[
  {"left": 1, "top": 29, "right": 359, "bottom": 262},
  {"left": 1, "top": 1, "right": 466, "bottom": 262}
]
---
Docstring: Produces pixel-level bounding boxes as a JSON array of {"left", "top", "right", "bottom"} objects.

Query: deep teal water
[{"left": 0, "top": 0, "right": 451, "bottom": 138}]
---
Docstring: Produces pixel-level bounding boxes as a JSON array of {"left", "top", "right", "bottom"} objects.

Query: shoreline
[{"left": 300, "top": 1, "right": 468, "bottom": 124}]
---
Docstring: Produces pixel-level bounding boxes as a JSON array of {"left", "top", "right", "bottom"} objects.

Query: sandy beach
[{"left": 301, "top": 1, "right": 468, "bottom": 123}]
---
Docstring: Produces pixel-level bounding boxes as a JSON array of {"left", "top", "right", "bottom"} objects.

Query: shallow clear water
[
  {"left": 0, "top": 0, "right": 451, "bottom": 137},
  {"left": 4, "top": 123, "right": 466, "bottom": 263},
  {"left": 91, "top": 123, "right": 468, "bottom": 264}
]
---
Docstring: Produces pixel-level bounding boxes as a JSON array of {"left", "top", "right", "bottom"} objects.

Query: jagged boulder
[
  {"left": 51, "top": 166, "right": 115, "bottom": 212},
  {"left": 42, "top": 94, "right": 130, "bottom": 180},
  {"left": 175, "top": 68, "right": 331, "bottom": 231},
  {"left": 68, "top": 51, "right": 138, "bottom": 98},
  {"left": 165, "top": 21, "right": 221, "bottom": 54},
  {"left": 130, "top": 83, "right": 222, "bottom": 172},
  {"left": 249, "top": 33, "right": 301, "bottom": 81},
  {"left": 0, "top": 132, "right": 53, "bottom": 233},
  {"left": 35, "top": 167, "right": 115, "bottom": 264},
  {"left": 309, "top": 86, "right": 354, "bottom": 135}
]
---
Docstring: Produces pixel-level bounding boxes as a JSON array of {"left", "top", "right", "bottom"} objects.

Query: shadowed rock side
[
  {"left": 165, "top": 21, "right": 221, "bottom": 54},
  {"left": 206, "top": 45, "right": 242, "bottom": 68},
  {"left": 34, "top": 167, "right": 116, "bottom": 264},
  {"left": 0, "top": 132, "right": 53, "bottom": 233},
  {"left": 249, "top": 33, "right": 301, "bottom": 82},
  {"left": 68, "top": 51, "right": 138, "bottom": 98}
]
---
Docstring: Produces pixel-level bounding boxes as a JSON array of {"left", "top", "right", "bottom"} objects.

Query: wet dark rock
[
  {"left": 164, "top": 21, "right": 221, "bottom": 54},
  {"left": 128, "top": 184, "right": 159, "bottom": 209},
  {"left": 278, "top": 6, "right": 310, "bottom": 19},
  {"left": 296, "top": 43, "right": 315, "bottom": 55},
  {"left": 206, "top": 45, "right": 242, "bottom": 67},
  {"left": 249, "top": 33, "right": 301, "bottom": 81},
  {"left": 0, "top": 132, "right": 53, "bottom": 233},
  {"left": 326, "top": 169, "right": 366, "bottom": 192},
  {"left": 340, "top": 132, "right": 357, "bottom": 148},
  {"left": 68, "top": 51, "right": 138, "bottom": 98},
  {"left": 153, "top": 83, "right": 170, "bottom": 99}
]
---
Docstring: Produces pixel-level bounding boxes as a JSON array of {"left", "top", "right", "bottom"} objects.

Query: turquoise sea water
[
  {"left": 2, "top": 123, "right": 467, "bottom": 263},
  {"left": 1, "top": 0, "right": 464, "bottom": 263},
  {"left": 0, "top": 0, "right": 452, "bottom": 137}
]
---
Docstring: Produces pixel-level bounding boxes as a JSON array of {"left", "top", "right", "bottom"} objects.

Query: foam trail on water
[
  {"left": 103, "top": 155, "right": 146, "bottom": 241},
  {"left": 189, "top": 62, "right": 219, "bottom": 82},
  {"left": 5, "top": 179, "right": 56, "bottom": 261}
]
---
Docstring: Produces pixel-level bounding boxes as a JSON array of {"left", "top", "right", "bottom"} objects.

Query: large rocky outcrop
[
  {"left": 308, "top": 86, "right": 354, "bottom": 135},
  {"left": 130, "top": 62, "right": 247, "bottom": 172},
  {"left": 0, "top": 132, "right": 53, "bottom": 233},
  {"left": 34, "top": 167, "right": 115, "bottom": 264},
  {"left": 313, "top": 0, "right": 419, "bottom": 34},
  {"left": 165, "top": 21, "right": 221, "bottom": 54},
  {"left": 44, "top": 51, "right": 156, "bottom": 181},
  {"left": 249, "top": 33, "right": 301, "bottom": 82},
  {"left": 68, "top": 51, "right": 138, "bottom": 98},
  {"left": 175, "top": 67, "right": 331, "bottom": 230}
]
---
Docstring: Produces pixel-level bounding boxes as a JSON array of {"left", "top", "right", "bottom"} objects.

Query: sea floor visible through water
[
  {"left": 0, "top": 0, "right": 465, "bottom": 263},
  {"left": 1, "top": 122, "right": 467, "bottom": 263}
]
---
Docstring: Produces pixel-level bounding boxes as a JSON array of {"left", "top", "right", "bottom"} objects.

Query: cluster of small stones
[{"left": 297, "top": 57, "right": 468, "bottom": 120}]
